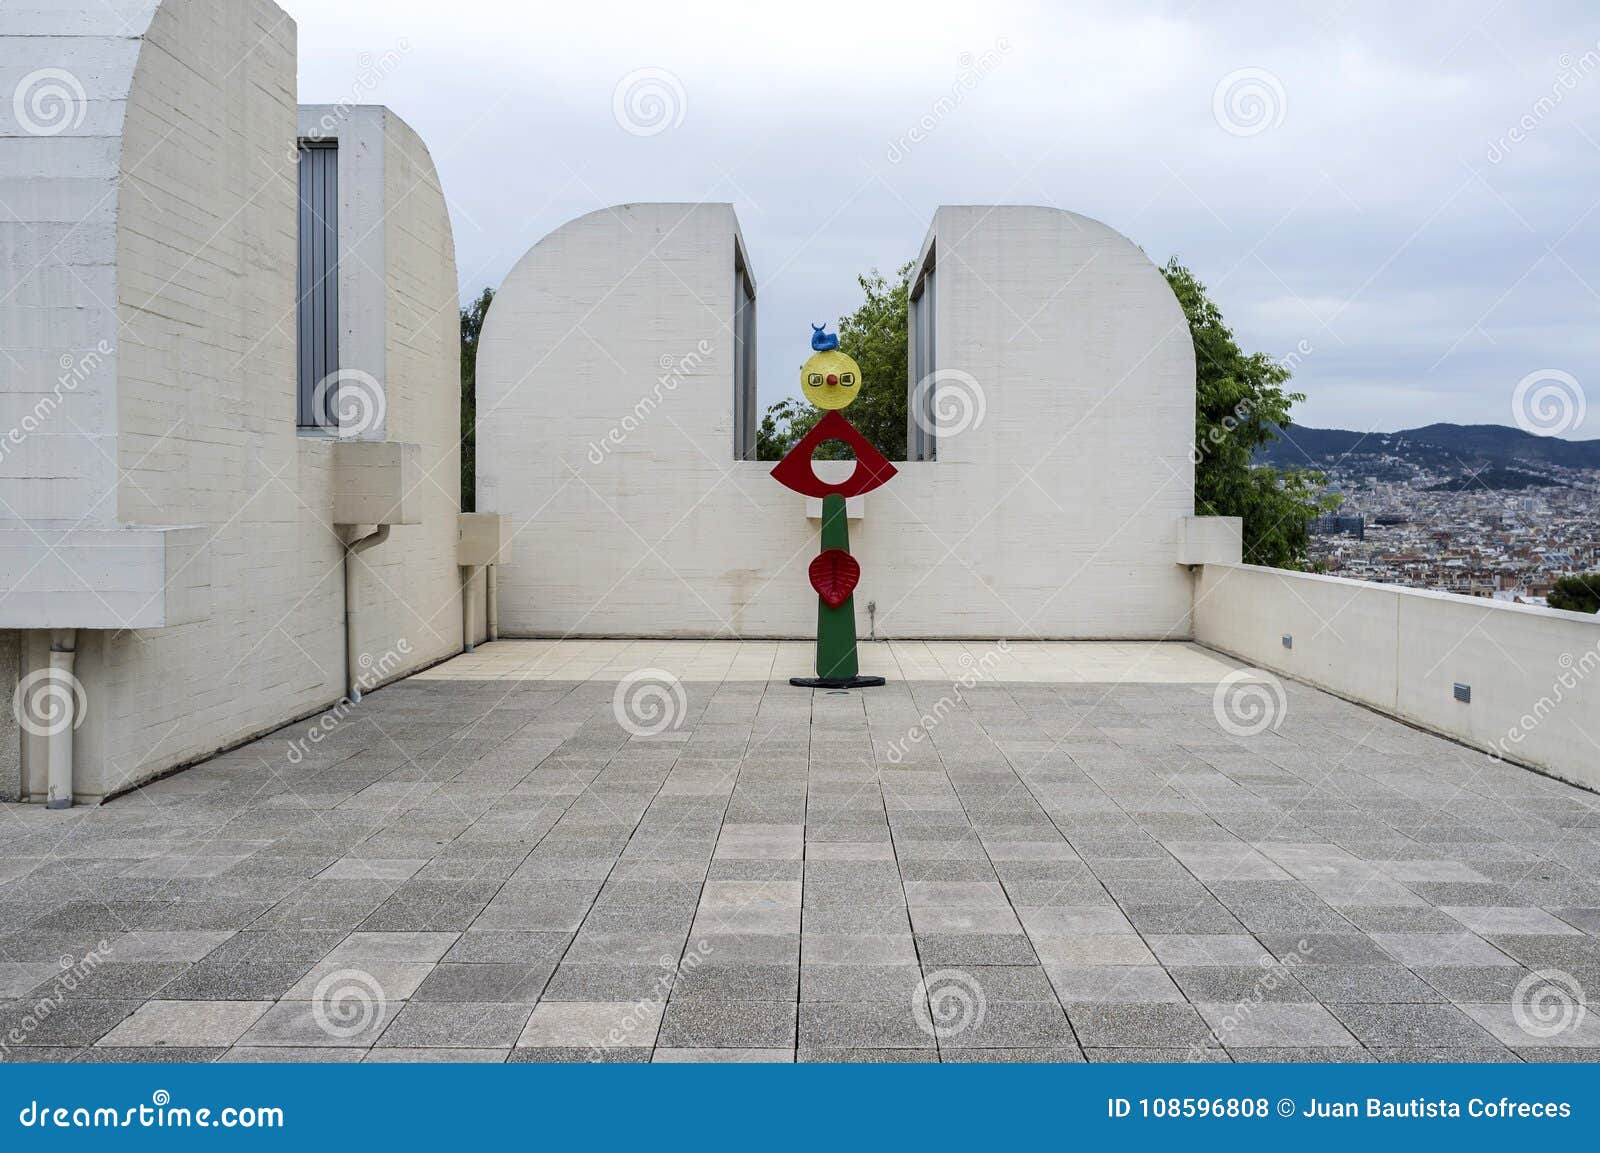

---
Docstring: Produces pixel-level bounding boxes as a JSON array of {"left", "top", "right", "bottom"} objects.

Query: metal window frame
[{"left": 296, "top": 140, "right": 339, "bottom": 430}]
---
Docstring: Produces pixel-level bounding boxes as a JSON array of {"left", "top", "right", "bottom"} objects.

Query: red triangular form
[{"left": 770, "top": 410, "right": 898, "bottom": 498}]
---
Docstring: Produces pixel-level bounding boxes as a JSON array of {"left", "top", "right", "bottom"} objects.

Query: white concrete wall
[
  {"left": 1195, "top": 563, "right": 1600, "bottom": 791},
  {"left": 298, "top": 104, "right": 464, "bottom": 678},
  {"left": 0, "top": 1, "right": 463, "bottom": 801},
  {"left": 478, "top": 203, "right": 1197, "bottom": 639}
]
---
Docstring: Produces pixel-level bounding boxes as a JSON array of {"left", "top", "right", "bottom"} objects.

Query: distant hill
[
  {"left": 1255, "top": 423, "right": 1600, "bottom": 475},
  {"left": 1424, "top": 467, "right": 1568, "bottom": 492}
]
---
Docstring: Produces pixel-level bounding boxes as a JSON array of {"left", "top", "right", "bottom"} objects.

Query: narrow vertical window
[
  {"left": 910, "top": 256, "right": 936, "bottom": 461},
  {"left": 733, "top": 244, "right": 757, "bottom": 459},
  {"left": 296, "top": 141, "right": 339, "bottom": 428}
]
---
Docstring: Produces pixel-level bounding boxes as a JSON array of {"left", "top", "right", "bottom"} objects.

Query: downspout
[
  {"left": 343, "top": 524, "right": 390, "bottom": 702},
  {"left": 462, "top": 567, "right": 479, "bottom": 653},
  {"left": 485, "top": 563, "right": 499, "bottom": 642},
  {"left": 45, "top": 628, "right": 76, "bottom": 810}
]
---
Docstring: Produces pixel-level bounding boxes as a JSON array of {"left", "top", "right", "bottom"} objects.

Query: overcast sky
[{"left": 280, "top": 0, "right": 1600, "bottom": 437}]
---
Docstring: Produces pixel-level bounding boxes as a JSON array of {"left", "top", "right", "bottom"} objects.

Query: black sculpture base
[{"left": 790, "top": 675, "right": 887, "bottom": 689}]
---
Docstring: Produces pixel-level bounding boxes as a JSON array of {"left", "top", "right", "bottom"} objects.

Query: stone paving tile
[
  {"left": 410, "top": 963, "right": 551, "bottom": 1002},
  {"left": 98, "top": 1000, "right": 272, "bottom": 1048},
  {"left": 1327, "top": 1003, "right": 1500, "bottom": 1047},
  {"left": 1196, "top": 1002, "right": 1360, "bottom": 1048},
  {"left": 156, "top": 960, "right": 312, "bottom": 1001},
  {"left": 1045, "top": 965, "right": 1186, "bottom": 1004},
  {"left": 1065, "top": 1004, "right": 1213, "bottom": 1049},
  {"left": 507, "top": 1045, "right": 651, "bottom": 1062},
  {"left": 235, "top": 1000, "right": 400, "bottom": 1048},
  {"left": 375, "top": 1002, "right": 533, "bottom": 1048},
  {"left": 9, "top": 672, "right": 1600, "bottom": 1063},
  {"left": 77, "top": 1047, "right": 226, "bottom": 1062},
  {"left": 652, "top": 1047, "right": 793, "bottom": 1062},
  {"left": 0, "top": 999, "right": 142, "bottom": 1047},
  {"left": 796, "top": 1046, "right": 935, "bottom": 1062},
  {"left": 365, "top": 1047, "right": 508, "bottom": 1062},
  {"left": 799, "top": 1001, "right": 933, "bottom": 1049},
  {"left": 517, "top": 1001, "right": 662, "bottom": 1049},
  {"left": 218, "top": 1046, "right": 366, "bottom": 1063},
  {"left": 658, "top": 999, "right": 797, "bottom": 1048}
]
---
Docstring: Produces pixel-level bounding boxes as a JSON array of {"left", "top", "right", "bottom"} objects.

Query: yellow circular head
[{"left": 801, "top": 349, "right": 863, "bottom": 410}]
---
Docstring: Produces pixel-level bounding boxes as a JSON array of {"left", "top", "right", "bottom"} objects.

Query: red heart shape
[{"left": 809, "top": 548, "right": 860, "bottom": 609}]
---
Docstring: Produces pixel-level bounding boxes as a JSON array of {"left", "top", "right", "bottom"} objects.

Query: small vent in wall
[
  {"left": 1453, "top": 682, "right": 1471, "bottom": 704},
  {"left": 1281, "top": 634, "right": 1293, "bottom": 649}
]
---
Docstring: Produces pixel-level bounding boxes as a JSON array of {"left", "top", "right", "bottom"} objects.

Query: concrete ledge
[
  {"left": 1177, "top": 515, "right": 1242, "bottom": 565},
  {"left": 332, "top": 440, "right": 421, "bottom": 525},
  {"left": 0, "top": 524, "right": 210, "bottom": 629},
  {"left": 1195, "top": 562, "right": 1600, "bottom": 791},
  {"left": 457, "top": 512, "right": 509, "bottom": 566}
]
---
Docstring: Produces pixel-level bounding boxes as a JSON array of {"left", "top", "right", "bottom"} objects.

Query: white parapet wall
[
  {"left": 1195, "top": 563, "right": 1600, "bottom": 792},
  {"left": 478, "top": 202, "right": 1198, "bottom": 638}
]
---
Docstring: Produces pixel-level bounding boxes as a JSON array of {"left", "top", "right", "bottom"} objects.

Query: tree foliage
[
  {"left": 1164, "top": 258, "right": 1336, "bottom": 569},
  {"left": 752, "top": 257, "right": 1330, "bottom": 570},
  {"left": 459, "top": 287, "right": 493, "bottom": 512},
  {"left": 755, "top": 263, "right": 912, "bottom": 461},
  {"left": 1549, "top": 573, "right": 1600, "bottom": 614}
]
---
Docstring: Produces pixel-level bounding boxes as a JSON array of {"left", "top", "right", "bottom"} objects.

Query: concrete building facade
[{"left": 0, "top": 0, "right": 470, "bottom": 802}]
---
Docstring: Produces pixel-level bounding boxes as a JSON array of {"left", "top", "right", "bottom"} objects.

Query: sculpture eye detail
[
  {"left": 840, "top": 372, "right": 855, "bottom": 385},
  {"left": 808, "top": 373, "right": 823, "bottom": 386}
]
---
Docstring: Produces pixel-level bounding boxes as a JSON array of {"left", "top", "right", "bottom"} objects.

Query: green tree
[
  {"left": 1164, "top": 258, "right": 1336, "bottom": 569},
  {"left": 459, "top": 287, "right": 493, "bottom": 512},
  {"left": 755, "top": 263, "right": 912, "bottom": 461},
  {"left": 1549, "top": 573, "right": 1600, "bottom": 613}
]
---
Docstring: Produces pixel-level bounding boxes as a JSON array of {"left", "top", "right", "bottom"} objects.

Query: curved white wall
[{"left": 478, "top": 202, "right": 1197, "bottom": 639}]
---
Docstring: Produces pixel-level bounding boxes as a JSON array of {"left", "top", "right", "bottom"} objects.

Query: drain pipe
[
  {"left": 462, "top": 566, "right": 479, "bottom": 653},
  {"left": 343, "top": 524, "right": 390, "bottom": 702},
  {"left": 46, "top": 628, "right": 77, "bottom": 810},
  {"left": 485, "top": 563, "right": 499, "bottom": 642}
]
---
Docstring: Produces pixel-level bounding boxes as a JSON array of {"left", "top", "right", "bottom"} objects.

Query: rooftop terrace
[{"left": 2, "top": 640, "right": 1597, "bottom": 1061}]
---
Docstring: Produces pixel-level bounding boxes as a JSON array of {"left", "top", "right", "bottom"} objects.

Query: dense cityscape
[{"left": 1306, "top": 459, "right": 1600, "bottom": 605}]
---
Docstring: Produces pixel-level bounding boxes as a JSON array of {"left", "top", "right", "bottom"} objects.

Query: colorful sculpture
[{"left": 772, "top": 325, "right": 897, "bottom": 688}]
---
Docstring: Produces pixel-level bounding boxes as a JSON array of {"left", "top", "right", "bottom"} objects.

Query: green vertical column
[{"left": 815, "top": 493, "right": 859, "bottom": 680}]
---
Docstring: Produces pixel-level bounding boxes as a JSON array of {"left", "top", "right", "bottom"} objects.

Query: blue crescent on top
[{"left": 810, "top": 324, "right": 839, "bottom": 352}]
